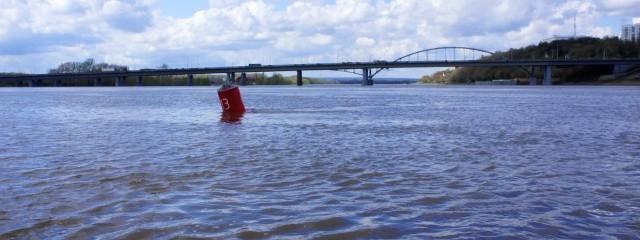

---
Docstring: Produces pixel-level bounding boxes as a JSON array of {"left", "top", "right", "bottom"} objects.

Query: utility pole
[{"left": 573, "top": 15, "right": 577, "bottom": 37}]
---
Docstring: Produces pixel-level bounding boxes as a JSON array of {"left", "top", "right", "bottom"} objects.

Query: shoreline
[{"left": 2, "top": 82, "right": 640, "bottom": 88}]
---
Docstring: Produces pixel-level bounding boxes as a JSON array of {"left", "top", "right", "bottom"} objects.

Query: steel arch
[
  {"left": 370, "top": 46, "right": 495, "bottom": 78},
  {"left": 392, "top": 47, "right": 494, "bottom": 62}
]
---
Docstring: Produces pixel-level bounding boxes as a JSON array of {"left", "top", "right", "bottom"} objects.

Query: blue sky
[
  {"left": 158, "top": 0, "right": 209, "bottom": 18},
  {"left": 157, "top": 0, "right": 334, "bottom": 17},
  {"left": 0, "top": 0, "right": 638, "bottom": 77}
]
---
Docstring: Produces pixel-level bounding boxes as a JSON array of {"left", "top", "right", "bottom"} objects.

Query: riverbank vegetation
[
  {"left": 421, "top": 37, "right": 640, "bottom": 84},
  {"left": 49, "top": 58, "right": 128, "bottom": 74},
  {"left": 251, "top": 73, "right": 329, "bottom": 85},
  {"left": 0, "top": 73, "right": 26, "bottom": 86}
]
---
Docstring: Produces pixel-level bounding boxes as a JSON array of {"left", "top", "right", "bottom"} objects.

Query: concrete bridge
[{"left": 1, "top": 47, "right": 639, "bottom": 86}]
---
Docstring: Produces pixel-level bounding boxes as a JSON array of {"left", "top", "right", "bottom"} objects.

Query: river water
[{"left": 0, "top": 85, "right": 639, "bottom": 239}]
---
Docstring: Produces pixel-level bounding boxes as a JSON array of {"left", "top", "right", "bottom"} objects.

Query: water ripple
[{"left": 1, "top": 86, "right": 639, "bottom": 239}]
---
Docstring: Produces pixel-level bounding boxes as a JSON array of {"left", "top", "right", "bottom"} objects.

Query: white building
[{"left": 621, "top": 24, "right": 640, "bottom": 42}]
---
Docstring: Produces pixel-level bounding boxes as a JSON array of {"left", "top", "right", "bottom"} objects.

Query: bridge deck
[{"left": 1, "top": 59, "right": 639, "bottom": 81}]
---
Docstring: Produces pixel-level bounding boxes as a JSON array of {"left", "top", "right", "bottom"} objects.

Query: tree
[
  {"left": 49, "top": 58, "right": 128, "bottom": 74},
  {"left": 446, "top": 37, "right": 640, "bottom": 84}
]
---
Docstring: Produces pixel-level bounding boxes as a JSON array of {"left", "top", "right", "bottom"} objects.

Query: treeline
[
  {"left": 49, "top": 58, "right": 128, "bottom": 74},
  {"left": 150, "top": 73, "right": 328, "bottom": 86},
  {"left": 250, "top": 73, "right": 328, "bottom": 85},
  {"left": 420, "top": 69, "right": 454, "bottom": 84},
  {"left": 425, "top": 37, "right": 640, "bottom": 84}
]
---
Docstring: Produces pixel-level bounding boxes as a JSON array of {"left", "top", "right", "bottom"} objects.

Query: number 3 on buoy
[
  {"left": 220, "top": 98, "right": 230, "bottom": 110},
  {"left": 217, "top": 86, "right": 246, "bottom": 113}
]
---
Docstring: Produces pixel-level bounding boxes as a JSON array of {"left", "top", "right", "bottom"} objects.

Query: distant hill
[{"left": 423, "top": 37, "right": 640, "bottom": 84}]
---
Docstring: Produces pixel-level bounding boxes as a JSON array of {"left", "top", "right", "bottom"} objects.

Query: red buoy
[{"left": 217, "top": 85, "right": 246, "bottom": 113}]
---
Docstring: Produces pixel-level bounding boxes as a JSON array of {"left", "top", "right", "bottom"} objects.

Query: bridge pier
[
  {"left": 28, "top": 79, "right": 44, "bottom": 87},
  {"left": 296, "top": 70, "right": 303, "bottom": 86},
  {"left": 187, "top": 74, "right": 194, "bottom": 86},
  {"left": 543, "top": 65, "right": 552, "bottom": 85},
  {"left": 239, "top": 73, "right": 247, "bottom": 86},
  {"left": 53, "top": 79, "right": 61, "bottom": 87},
  {"left": 226, "top": 72, "right": 234, "bottom": 84},
  {"left": 529, "top": 66, "right": 537, "bottom": 85},
  {"left": 116, "top": 76, "right": 127, "bottom": 87},
  {"left": 136, "top": 76, "right": 143, "bottom": 86},
  {"left": 362, "top": 68, "right": 372, "bottom": 86},
  {"left": 94, "top": 78, "right": 102, "bottom": 86}
]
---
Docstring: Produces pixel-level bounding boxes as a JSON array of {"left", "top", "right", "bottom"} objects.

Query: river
[{"left": 1, "top": 85, "right": 639, "bottom": 239}]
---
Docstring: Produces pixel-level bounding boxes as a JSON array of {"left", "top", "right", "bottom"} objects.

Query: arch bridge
[
  {"left": 2, "top": 46, "right": 639, "bottom": 86},
  {"left": 337, "top": 46, "right": 495, "bottom": 85}
]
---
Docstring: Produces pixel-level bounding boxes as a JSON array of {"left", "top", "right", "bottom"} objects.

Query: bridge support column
[
  {"left": 94, "top": 78, "right": 102, "bottom": 86},
  {"left": 53, "top": 79, "right": 61, "bottom": 87},
  {"left": 239, "top": 73, "right": 247, "bottom": 86},
  {"left": 136, "top": 76, "right": 143, "bottom": 86},
  {"left": 529, "top": 66, "right": 537, "bottom": 85},
  {"left": 543, "top": 65, "right": 552, "bottom": 85},
  {"left": 28, "top": 79, "right": 35, "bottom": 87},
  {"left": 296, "top": 70, "right": 303, "bottom": 86},
  {"left": 226, "top": 72, "right": 235, "bottom": 84},
  {"left": 187, "top": 74, "right": 194, "bottom": 86},
  {"left": 116, "top": 76, "right": 126, "bottom": 87},
  {"left": 362, "top": 68, "right": 372, "bottom": 86}
]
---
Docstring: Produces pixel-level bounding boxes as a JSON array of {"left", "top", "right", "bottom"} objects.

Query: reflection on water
[
  {"left": 220, "top": 111, "right": 245, "bottom": 124},
  {"left": 0, "top": 86, "right": 639, "bottom": 239}
]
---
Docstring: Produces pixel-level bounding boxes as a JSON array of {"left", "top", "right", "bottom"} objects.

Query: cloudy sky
[{"left": 0, "top": 0, "right": 639, "bottom": 77}]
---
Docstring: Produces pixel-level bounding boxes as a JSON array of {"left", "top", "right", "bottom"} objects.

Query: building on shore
[{"left": 621, "top": 23, "right": 640, "bottom": 42}]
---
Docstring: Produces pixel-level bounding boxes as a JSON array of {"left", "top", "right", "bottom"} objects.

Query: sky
[{"left": 0, "top": 0, "right": 639, "bottom": 77}]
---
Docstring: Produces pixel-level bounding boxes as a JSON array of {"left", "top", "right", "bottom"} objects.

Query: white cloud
[
  {"left": 102, "top": 0, "right": 153, "bottom": 32},
  {"left": 597, "top": 0, "right": 640, "bottom": 14},
  {"left": 310, "top": 34, "right": 334, "bottom": 46},
  {"left": 356, "top": 37, "right": 375, "bottom": 47},
  {"left": 0, "top": 0, "right": 638, "bottom": 75}
]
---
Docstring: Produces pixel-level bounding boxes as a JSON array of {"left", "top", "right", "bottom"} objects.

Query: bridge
[{"left": 1, "top": 47, "right": 639, "bottom": 86}]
